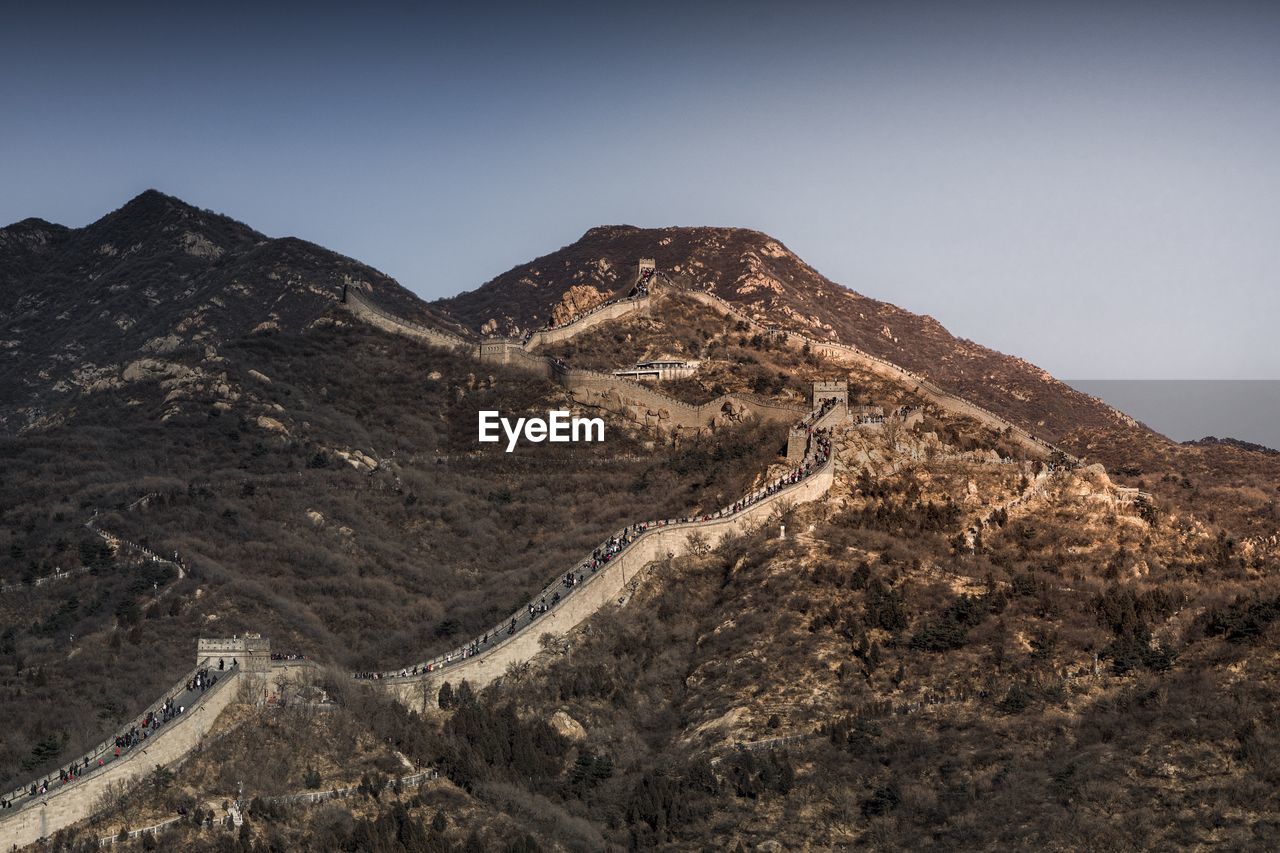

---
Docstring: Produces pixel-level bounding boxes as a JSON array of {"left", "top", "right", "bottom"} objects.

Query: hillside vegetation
[
  {"left": 0, "top": 190, "right": 456, "bottom": 431},
  {"left": 4, "top": 193, "right": 1279, "bottom": 852},
  {"left": 36, "top": 391, "right": 1280, "bottom": 851},
  {"left": 433, "top": 225, "right": 1144, "bottom": 454},
  {"left": 0, "top": 318, "right": 785, "bottom": 791}
]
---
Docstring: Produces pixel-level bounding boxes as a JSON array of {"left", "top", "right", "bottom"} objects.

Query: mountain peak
[
  {"left": 0, "top": 217, "right": 69, "bottom": 245},
  {"left": 581, "top": 224, "right": 642, "bottom": 240},
  {"left": 0, "top": 192, "right": 437, "bottom": 430},
  {"left": 124, "top": 187, "right": 178, "bottom": 207},
  {"left": 432, "top": 223, "right": 1144, "bottom": 453},
  {"left": 432, "top": 223, "right": 815, "bottom": 337},
  {"left": 102, "top": 188, "right": 222, "bottom": 228},
  {"left": 72, "top": 190, "right": 270, "bottom": 265}
]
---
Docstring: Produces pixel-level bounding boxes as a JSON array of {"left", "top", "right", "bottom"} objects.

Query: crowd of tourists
[
  {"left": 800, "top": 396, "right": 841, "bottom": 429},
  {"left": 358, "top": 414, "right": 833, "bottom": 683},
  {"left": 3, "top": 665, "right": 228, "bottom": 811}
]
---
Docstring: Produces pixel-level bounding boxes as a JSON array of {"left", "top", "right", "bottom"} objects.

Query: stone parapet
[
  {"left": 378, "top": 454, "right": 834, "bottom": 711},
  {"left": 0, "top": 669, "right": 242, "bottom": 850}
]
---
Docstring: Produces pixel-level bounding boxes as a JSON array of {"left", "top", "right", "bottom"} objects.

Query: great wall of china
[
  {"left": 1, "top": 276, "right": 846, "bottom": 847},
  {"left": 1, "top": 262, "right": 1094, "bottom": 848},
  {"left": 370, "top": 440, "right": 834, "bottom": 709},
  {"left": 1, "top": 661, "right": 244, "bottom": 848},
  {"left": 1, "top": 437, "right": 837, "bottom": 848},
  {"left": 658, "top": 278, "right": 1071, "bottom": 462},
  {"left": 343, "top": 283, "right": 808, "bottom": 435},
  {"left": 344, "top": 270, "right": 1081, "bottom": 463}
]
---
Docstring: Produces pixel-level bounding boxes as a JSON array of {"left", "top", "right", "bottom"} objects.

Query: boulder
[
  {"left": 550, "top": 710, "right": 586, "bottom": 742},
  {"left": 551, "top": 284, "right": 608, "bottom": 325},
  {"left": 256, "top": 415, "right": 288, "bottom": 435}
]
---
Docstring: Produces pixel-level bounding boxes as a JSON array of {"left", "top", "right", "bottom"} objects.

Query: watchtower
[
  {"left": 477, "top": 339, "right": 513, "bottom": 365},
  {"left": 813, "top": 380, "right": 848, "bottom": 407},
  {"left": 637, "top": 258, "right": 656, "bottom": 285},
  {"left": 198, "top": 633, "right": 272, "bottom": 703}
]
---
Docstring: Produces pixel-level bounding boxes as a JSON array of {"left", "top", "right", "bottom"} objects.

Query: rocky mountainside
[
  {"left": 434, "top": 225, "right": 1280, "bottom": 534},
  {"left": 0, "top": 190, "right": 456, "bottom": 431},
  {"left": 433, "top": 225, "right": 1148, "bottom": 456},
  {"left": 0, "top": 194, "right": 794, "bottom": 797},
  {"left": 4, "top": 195, "right": 1279, "bottom": 851}
]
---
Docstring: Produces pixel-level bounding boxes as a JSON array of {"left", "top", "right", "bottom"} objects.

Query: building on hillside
[{"left": 612, "top": 359, "right": 701, "bottom": 382}]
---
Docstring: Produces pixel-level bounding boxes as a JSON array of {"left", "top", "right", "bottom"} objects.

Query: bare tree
[
  {"left": 882, "top": 416, "right": 902, "bottom": 450},
  {"left": 273, "top": 672, "right": 291, "bottom": 708},
  {"left": 686, "top": 530, "right": 711, "bottom": 556}
]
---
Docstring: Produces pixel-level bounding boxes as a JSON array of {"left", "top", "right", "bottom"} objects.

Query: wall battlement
[{"left": 813, "top": 380, "right": 848, "bottom": 406}]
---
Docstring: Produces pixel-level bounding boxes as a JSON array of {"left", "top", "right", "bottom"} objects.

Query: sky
[
  {"left": 1068, "top": 381, "right": 1280, "bottom": 449},
  {"left": 2, "top": 0, "right": 1278, "bottom": 380}
]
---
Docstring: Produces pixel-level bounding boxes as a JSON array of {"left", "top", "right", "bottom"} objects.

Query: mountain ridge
[
  {"left": 0, "top": 193, "right": 1206, "bottom": 471},
  {"left": 430, "top": 223, "right": 1155, "bottom": 461},
  {"left": 0, "top": 191, "right": 447, "bottom": 430},
  {"left": 3, "top": 193, "right": 1280, "bottom": 850}
]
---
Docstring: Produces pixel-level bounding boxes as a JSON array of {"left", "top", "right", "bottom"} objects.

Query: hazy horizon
[
  {"left": 1067, "top": 380, "right": 1280, "bottom": 451},
  {"left": 3, "top": 1, "right": 1278, "bottom": 381}
]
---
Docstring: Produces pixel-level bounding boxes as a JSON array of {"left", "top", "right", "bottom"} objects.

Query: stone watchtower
[
  {"left": 637, "top": 258, "right": 656, "bottom": 286},
  {"left": 788, "top": 380, "right": 850, "bottom": 463},
  {"left": 198, "top": 633, "right": 272, "bottom": 703},
  {"left": 477, "top": 339, "right": 514, "bottom": 365},
  {"left": 813, "top": 380, "right": 848, "bottom": 407}
]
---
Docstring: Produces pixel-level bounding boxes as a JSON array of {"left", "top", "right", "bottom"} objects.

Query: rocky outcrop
[{"left": 551, "top": 285, "right": 608, "bottom": 326}]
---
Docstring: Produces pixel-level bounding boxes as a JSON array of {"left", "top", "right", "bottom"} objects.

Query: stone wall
[
  {"left": 345, "top": 277, "right": 1065, "bottom": 461},
  {"left": 814, "top": 380, "right": 848, "bottom": 406},
  {"left": 0, "top": 672, "right": 242, "bottom": 850},
  {"left": 500, "top": 346, "right": 555, "bottom": 378},
  {"left": 379, "top": 454, "right": 835, "bottom": 711},
  {"left": 524, "top": 295, "right": 650, "bottom": 349},
  {"left": 786, "top": 428, "right": 810, "bottom": 464},
  {"left": 198, "top": 634, "right": 272, "bottom": 704},
  {"left": 557, "top": 366, "right": 802, "bottom": 434},
  {"left": 4, "top": 659, "right": 218, "bottom": 809},
  {"left": 673, "top": 286, "right": 1068, "bottom": 461},
  {"left": 342, "top": 286, "right": 472, "bottom": 352},
  {"left": 2, "top": 281, "right": 836, "bottom": 847},
  {"left": 344, "top": 283, "right": 806, "bottom": 439}
]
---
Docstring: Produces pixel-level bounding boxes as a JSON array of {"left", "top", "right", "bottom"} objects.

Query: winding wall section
[
  {"left": 1, "top": 274, "right": 867, "bottom": 846},
  {"left": 665, "top": 280, "right": 1071, "bottom": 461},
  {"left": 0, "top": 667, "right": 242, "bottom": 850},
  {"left": 375, "top": 450, "right": 834, "bottom": 710},
  {"left": 343, "top": 284, "right": 805, "bottom": 435}
]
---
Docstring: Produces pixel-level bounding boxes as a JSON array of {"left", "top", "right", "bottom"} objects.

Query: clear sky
[{"left": 3, "top": 1, "right": 1277, "bottom": 379}]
